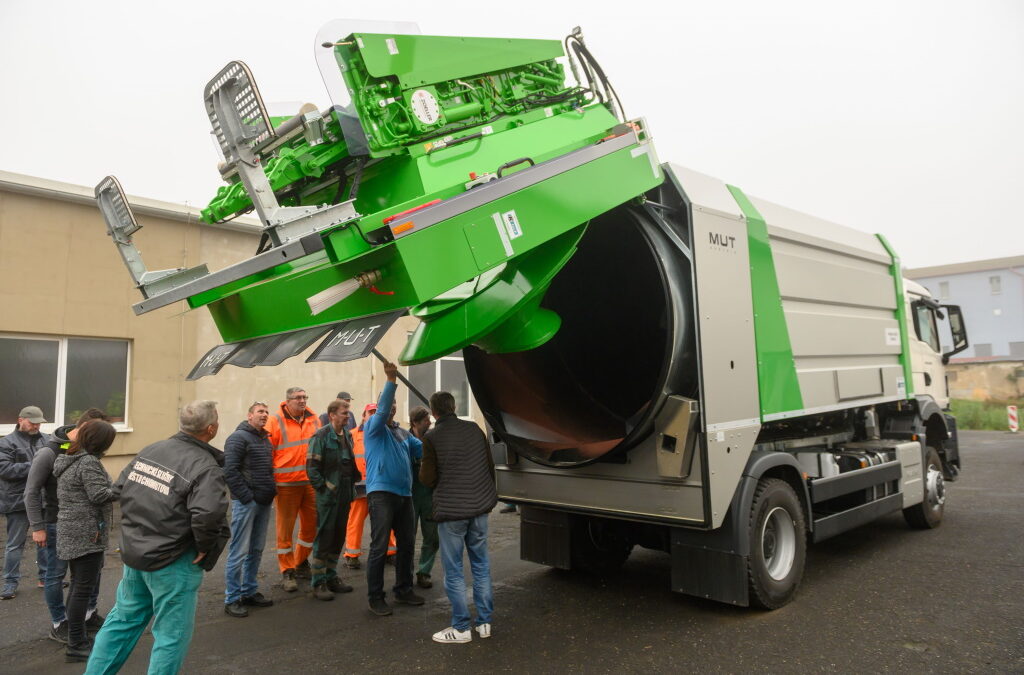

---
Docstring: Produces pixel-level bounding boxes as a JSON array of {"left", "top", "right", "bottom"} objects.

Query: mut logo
[{"left": 709, "top": 232, "right": 736, "bottom": 249}]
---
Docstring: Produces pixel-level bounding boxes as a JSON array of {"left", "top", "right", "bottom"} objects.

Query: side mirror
[{"left": 941, "top": 304, "right": 969, "bottom": 364}]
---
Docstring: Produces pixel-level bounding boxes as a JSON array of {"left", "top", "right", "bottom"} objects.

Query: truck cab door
[{"left": 909, "top": 297, "right": 948, "bottom": 407}]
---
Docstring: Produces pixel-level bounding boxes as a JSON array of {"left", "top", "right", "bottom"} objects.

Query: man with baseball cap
[
  {"left": 319, "top": 392, "right": 357, "bottom": 433},
  {"left": 0, "top": 405, "right": 50, "bottom": 599}
]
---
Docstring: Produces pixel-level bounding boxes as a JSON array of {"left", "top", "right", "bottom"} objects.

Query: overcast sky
[{"left": 2, "top": 0, "right": 1020, "bottom": 268}]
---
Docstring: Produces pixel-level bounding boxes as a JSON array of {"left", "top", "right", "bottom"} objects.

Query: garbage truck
[{"left": 94, "top": 21, "right": 969, "bottom": 608}]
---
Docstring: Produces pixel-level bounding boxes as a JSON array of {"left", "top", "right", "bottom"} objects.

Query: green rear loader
[{"left": 95, "top": 22, "right": 968, "bottom": 608}]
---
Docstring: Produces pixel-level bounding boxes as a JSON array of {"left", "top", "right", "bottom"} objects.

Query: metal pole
[{"left": 371, "top": 348, "right": 430, "bottom": 406}]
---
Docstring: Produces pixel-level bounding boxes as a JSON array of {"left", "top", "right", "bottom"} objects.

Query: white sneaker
[
  {"left": 475, "top": 623, "right": 491, "bottom": 638},
  {"left": 432, "top": 626, "right": 472, "bottom": 644}
]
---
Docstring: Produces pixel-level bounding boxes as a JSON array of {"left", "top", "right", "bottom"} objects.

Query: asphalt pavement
[{"left": 2, "top": 430, "right": 1022, "bottom": 673}]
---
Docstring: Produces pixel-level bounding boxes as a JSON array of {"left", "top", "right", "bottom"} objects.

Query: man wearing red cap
[{"left": 343, "top": 404, "right": 395, "bottom": 568}]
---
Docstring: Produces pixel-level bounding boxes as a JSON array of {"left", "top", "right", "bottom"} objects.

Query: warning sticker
[
  {"left": 386, "top": 38, "right": 399, "bottom": 55},
  {"left": 885, "top": 327, "right": 901, "bottom": 346},
  {"left": 896, "top": 376, "right": 906, "bottom": 397}
]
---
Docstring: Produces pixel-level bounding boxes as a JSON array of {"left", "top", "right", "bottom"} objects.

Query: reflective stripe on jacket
[{"left": 265, "top": 402, "right": 321, "bottom": 486}]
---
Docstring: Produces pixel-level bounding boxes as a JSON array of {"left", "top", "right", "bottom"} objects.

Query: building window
[
  {"left": 1010, "top": 342, "right": 1024, "bottom": 358},
  {"left": 0, "top": 334, "right": 130, "bottom": 432},
  {"left": 406, "top": 354, "right": 473, "bottom": 419},
  {"left": 938, "top": 281, "right": 949, "bottom": 299},
  {"left": 974, "top": 343, "right": 993, "bottom": 358},
  {"left": 990, "top": 275, "right": 1002, "bottom": 294}
]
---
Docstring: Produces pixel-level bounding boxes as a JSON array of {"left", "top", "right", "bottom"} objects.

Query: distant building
[
  {"left": 905, "top": 255, "right": 1024, "bottom": 359},
  {"left": 906, "top": 255, "right": 1024, "bottom": 401}
]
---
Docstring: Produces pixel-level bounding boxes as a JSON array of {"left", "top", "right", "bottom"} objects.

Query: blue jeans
[
  {"left": 41, "top": 522, "right": 99, "bottom": 623},
  {"left": 224, "top": 499, "right": 271, "bottom": 604},
  {"left": 3, "top": 510, "right": 43, "bottom": 586},
  {"left": 438, "top": 515, "right": 493, "bottom": 631},
  {"left": 84, "top": 551, "right": 204, "bottom": 675}
]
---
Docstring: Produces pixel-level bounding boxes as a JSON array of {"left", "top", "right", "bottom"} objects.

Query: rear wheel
[
  {"left": 903, "top": 447, "right": 945, "bottom": 529},
  {"left": 747, "top": 478, "right": 807, "bottom": 609}
]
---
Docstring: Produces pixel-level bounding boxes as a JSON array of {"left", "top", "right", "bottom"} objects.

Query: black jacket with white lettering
[{"left": 114, "top": 432, "right": 229, "bottom": 572}]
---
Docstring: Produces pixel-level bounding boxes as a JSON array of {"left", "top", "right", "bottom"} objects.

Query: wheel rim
[
  {"left": 761, "top": 506, "right": 796, "bottom": 581},
  {"left": 925, "top": 463, "right": 945, "bottom": 511}
]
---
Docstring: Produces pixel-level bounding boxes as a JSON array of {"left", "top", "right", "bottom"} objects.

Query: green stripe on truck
[
  {"left": 727, "top": 184, "right": 804, "bottom": 417},
  {"left": 875, "top": 234, "right": 914, "bottom": 398}
]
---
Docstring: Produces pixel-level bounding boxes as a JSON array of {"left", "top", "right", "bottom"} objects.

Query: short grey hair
[
  {"left": 285, "top": 387, "right": 306, "bottom": 399},
  {"left": 180, "top": 400, "right": 218, "bottom": 434}
]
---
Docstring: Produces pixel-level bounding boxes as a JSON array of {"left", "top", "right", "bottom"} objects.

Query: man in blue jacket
[{"left": 364, "top": 359, "right": 425, "bottom": 616}]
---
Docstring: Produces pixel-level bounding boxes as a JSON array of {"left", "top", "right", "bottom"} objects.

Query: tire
[
  {"left": 570, "top": 518, "right": 633, "bottom": 574},
  {"left": 903, "top": 447, "right": 945, "bottom": 529},
  {"left": 746, "top": 478, "right": 807, "bottom": 609}
]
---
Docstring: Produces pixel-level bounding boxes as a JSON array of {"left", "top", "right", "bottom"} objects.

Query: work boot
[
  {"left": 282, "top": 569, "right": 298, "bottom": 592},
  {"left": 295, "top": 560, "right": 312, "bottom": 579},
  {"left": 368, "top": 597, "right": 393, "bottom": 616},
  {"left": 310, "top": 584, "right": 334, "bottom": 601},
  {"left": 0, "top": 583, "right": 16, "bottom": 600},
  {"left": 416, "top": 573, "right": 433, "bottom": 589},
  {"left": 65, "top": 643, "right": 92, "bottom": 663},
  {"left": 344, "top": 556, "right": 361, "bottom": 569},
  {"left": 394, "top": 589, "right": 425, "bottom": 605},
  {"left": 224, "top": 601, "right": 249, "bottom": 618},
  {"left": 326, "top": 577, "right": 353, "bottom": 594}
]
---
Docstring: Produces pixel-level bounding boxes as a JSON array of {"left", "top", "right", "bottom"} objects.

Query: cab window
[{"left": 912, "top": 302, "right": 940, "bottom": 352}]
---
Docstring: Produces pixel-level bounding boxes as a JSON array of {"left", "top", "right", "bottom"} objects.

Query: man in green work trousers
[{"left": 306, "top": 398, "right": 359, "bottom": 600}]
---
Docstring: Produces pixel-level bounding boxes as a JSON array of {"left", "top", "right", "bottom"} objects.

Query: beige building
[{"left": 0, "top": 170, "right": 480, "bottom": 475}]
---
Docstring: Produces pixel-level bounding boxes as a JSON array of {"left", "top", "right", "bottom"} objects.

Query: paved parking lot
[{"left": 3, "top": 430, "right": 1022, "bottom": 673}]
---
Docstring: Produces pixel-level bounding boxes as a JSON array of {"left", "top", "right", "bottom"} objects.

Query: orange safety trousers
[
  {"left": 344, "top": 496, "right": 396, "bottom": 559},
  {"left": 275, "top": 484, "right": 318, "bottom": 573}
]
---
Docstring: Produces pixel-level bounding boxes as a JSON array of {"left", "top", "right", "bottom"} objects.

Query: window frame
[
  {"left": 0, "top": 333, "right": 132, "bottom": 436},
  {"left": 910, "top": 302, "right": 941, "bottom": 353},
  {"left": 406, "top": 354, "right": 474, "bottom": 421}
]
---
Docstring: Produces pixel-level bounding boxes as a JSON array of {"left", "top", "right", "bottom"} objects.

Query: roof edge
[{"left": 905, "top": 255, "right": 1024, "bottom": 279}]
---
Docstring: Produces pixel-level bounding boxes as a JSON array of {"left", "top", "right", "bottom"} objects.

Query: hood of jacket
[
  {"left": 52, "top": 450, "right": 88, "bottom": 478},
  {"left": 49, "top": 425, "right": 75, "bottom": 447}
]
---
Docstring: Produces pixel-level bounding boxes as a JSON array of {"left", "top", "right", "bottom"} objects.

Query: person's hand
[
  {"left": 32, "top": 530, "right": 46, "bottom": 546},
  {"left": 383, "top": 359, "right": 398, "bottom": 383},
  {"left": 192, "top": 551, "right": 207, "bottom": 565}
]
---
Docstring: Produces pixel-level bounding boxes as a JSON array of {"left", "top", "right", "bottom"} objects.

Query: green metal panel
[
  {"left": 876, "top": 234, "right": 914, "bottom": 398},
  {"left": 727, "top": 185, "right": 804, "bottom": 417},
  {"left": 352, "top": 33, "right": 564, "bottom": 89}
]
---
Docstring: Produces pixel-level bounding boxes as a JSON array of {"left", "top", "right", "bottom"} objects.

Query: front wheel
[
  {"left": 903, "top": 447, "right": 945, "bottom": 529},
  {"left": 746, "top": 478, "right": 807, "bottom": 609}
]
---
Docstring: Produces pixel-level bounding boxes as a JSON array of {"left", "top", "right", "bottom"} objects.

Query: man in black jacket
[
  {"left": 0, "top": 405, "right": 49, "bottom": 600},
  {"left": 419, "top": 391, "right": 498, "bottom": 644},
  {"left": 85, "top": 400, "right": 229, "bottom": 675},
  {"left": 223, "top": 402, "right": 276, "bottom": 618}
]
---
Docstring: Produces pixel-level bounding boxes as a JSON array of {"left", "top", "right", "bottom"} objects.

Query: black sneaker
[
  {"left": 394, "top": 589, "right": 425, "bottom": 605},
  {"left": 294, "top": 560, "right": 312, "bottom": 579},
  {"left": 85, "top": 611, "right": 105, "bottom": 632},
  {"left": 368, "top": 597, "right": 393, "bottom": 616},
  {"left": 65, "top": 644, "right": 91, "bottom": 663},
  {"left": 224, "top": 601, "right": 249, "bottom": 618},
  {"left": 49, "top": 620, "right": 69, "bottom": 644},
  {"left": 241, "top": 592, "right": 274, "bottom": 607}
]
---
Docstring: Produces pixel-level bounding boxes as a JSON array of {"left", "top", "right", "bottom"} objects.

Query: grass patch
[{"left": 950, "top": 399, "right": 1023, "bottom": 431}]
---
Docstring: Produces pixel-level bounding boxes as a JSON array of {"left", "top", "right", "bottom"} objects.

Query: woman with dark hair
[{"left": 52, "top": 419, "right": 117, "bottom": 662}]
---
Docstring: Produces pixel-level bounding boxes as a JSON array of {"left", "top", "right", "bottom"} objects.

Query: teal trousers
[{"left": 84, "top": 551, "right": 204, "bottom": 675}]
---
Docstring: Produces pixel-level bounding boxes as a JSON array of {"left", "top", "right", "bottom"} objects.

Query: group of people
[
  {"left": 222, "top": 359, "right": 498, "bottom": 644},
  {"left": 0, "top": 356, "right": 500, "bottom": 672}
]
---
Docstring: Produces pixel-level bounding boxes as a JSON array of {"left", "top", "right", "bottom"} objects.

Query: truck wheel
[
  {"left": 746, "top": 478, "right": 807, "bottom": 609},
  {"left": 903, "top": 447, "right": 945, "bottom": 529},
  {"left": 570, "top": 519, "right": 633, "bottom": 574}
]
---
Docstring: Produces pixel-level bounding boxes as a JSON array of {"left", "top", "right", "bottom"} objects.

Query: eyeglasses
[{"left": 288, "top": 395, "right": 309, "bottom": 400}]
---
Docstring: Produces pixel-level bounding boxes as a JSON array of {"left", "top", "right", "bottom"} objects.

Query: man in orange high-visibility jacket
[
  {"left": 265, "top": 387, "right": 321, "bottom": 592},
  {"left": 344, "top": 404, "right": 396, "bottom": 569}
]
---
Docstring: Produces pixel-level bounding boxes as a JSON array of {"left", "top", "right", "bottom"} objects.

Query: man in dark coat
[
  {"left": 0, "top": 405, "right": 49, "bottom": 600},
  {"left": 85, "top": 400, "right": 229, "bottom": 675},
  {"left": 306, "top": 397, "right": 359, "bottom": 600},
  {"left": 223, "top": 402, "right": 277, "bottom": 618},
  {"left": 420, "top": 391, "right": 497, "bottom": 644}
]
